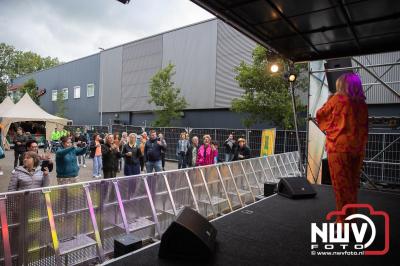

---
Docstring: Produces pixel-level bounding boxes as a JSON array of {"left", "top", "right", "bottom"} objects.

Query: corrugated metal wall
[
  {"left": 162, "top": 20, "right": 218, "bottom": 109},
  {"left": 100, "top": 46, "right": 123, "bottom": 112},
  {"left": 215, "top": 21, "right": 256, "bottom": 108},
  {"left": 121, "top": 36, "right": 163, "bottom": 112},
  {"left": 354, "top": 51, "right": 400, "bottom": 104}
]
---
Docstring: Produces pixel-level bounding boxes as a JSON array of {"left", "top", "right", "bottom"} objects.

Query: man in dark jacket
[
  {"left": 101, "top": 134, "right": 122, "bottom": 178},
  {"left": 13, "top": 127, "right": 27, "bottom": 168},
  {"left": 144, "top": 129, "right": 167, "bottom": 198},
  {"left": 144, "top": 130, "right": 167, "bottom": 173},
  {"left": 234, "top": 138, "right": 251, "bottom": 161},
  {"left": 224, "top": 133, "right": 237, "bottom": 162}
]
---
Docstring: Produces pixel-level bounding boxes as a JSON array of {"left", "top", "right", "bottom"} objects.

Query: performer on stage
[{"left": 316, "top": 73, "right": 368, "bottom": 223}]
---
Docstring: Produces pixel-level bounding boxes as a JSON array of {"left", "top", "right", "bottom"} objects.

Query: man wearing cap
[{"left": 234, "top": 138, "right": 251, "bottom": 161}]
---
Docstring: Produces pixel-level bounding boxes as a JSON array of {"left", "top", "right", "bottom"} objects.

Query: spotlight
[
  {"left": 288, "top": 73, "right": 297, "bottom": 82},
  {"left": 270, "top": 64, "right": 279, "bottom": 73}
]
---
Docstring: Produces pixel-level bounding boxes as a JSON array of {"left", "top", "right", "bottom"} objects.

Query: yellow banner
[{"left": 260, "top": 129, "right": 276, "bottom": 156}]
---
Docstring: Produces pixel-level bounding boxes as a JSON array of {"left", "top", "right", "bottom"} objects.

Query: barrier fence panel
[{"left": 0, "top": 152, "right": 301, "bottom": 265}]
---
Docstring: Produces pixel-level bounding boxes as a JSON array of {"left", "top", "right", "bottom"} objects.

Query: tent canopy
[
  {"left": 191, "top": 0, "right": 400, "bottom": 62},
  {"left": 1, "top": 93, "right": 69, "bottom": 140},
  {"left": 0, "top": 97, "right": 15, "bottom": 117}
]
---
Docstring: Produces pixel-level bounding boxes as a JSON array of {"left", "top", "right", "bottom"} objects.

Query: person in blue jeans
[
  {"left": 89, "top": 133, "right": 103, "bottom": 178},
  {"left": 144, "top": 129, "right": 167, "bottom": 198}
]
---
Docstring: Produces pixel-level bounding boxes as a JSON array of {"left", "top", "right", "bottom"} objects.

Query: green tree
[
  {"left": 0, "top": 43, "right": 60, "bottom": 102},
  {"left": 232, "top": 45, "right": 307, "bottom": 129},
  {"left": 55, "top": 91, "right": 67, "bottom": 118},
  {"left": 149, "top": 63, "right": 187, "bottom": 126},
  {"left": 20, "top": 78, "right": 40, "bottom": 104}
]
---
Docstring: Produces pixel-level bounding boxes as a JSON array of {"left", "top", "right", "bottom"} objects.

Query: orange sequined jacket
[{"left": 316, "top": 94, "right": 368, "bottom": 153}]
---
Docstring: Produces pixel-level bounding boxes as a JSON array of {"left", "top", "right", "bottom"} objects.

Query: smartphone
[{"left": 41, "top": 160, "right": 53, "bottom": 172}]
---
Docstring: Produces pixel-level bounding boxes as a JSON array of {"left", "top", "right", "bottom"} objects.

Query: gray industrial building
[
  {"left": 11, "top": 18, "right": 400, "bottom": 129},
  {"left": 11, "top": 19, "right": 262, "bottom": 128}
]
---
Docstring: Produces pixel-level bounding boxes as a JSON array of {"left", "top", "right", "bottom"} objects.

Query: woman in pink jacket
[{"left": 196, "top": 135, "right": 216, "bottom": 166}]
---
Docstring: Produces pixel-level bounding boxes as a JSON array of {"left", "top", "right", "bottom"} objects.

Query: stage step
[
  {"left": 198, "top": 196, "right": 228, "bottom": 206},
  {"left": 116, "top": 217, "right": 155, "bottom": 233},
  {"left": 58, "top": 234, "right": 97, "bottom": 255},
  {"left": 229, "top": 189, "right": 252, "bottom": 197}
]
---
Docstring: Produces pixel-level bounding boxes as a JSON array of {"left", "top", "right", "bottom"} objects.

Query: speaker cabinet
[
  {"left": 264, "top": 182, "right": 277, "bottom": 197},
  {"left": 324, "top": 58, "right": 352, "bottom": 93},
  {"left": 114, "top": 233, "right": 142, "bottom": 258},
  {"left": 159, "top": 207, "right": 217, "bottom": 260},
  {"left": 278, "top": 177, "right": 317, "bottom": 199}
]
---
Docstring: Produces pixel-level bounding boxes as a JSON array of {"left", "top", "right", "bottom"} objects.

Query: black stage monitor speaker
[
  {"left": 324, "top": 58, "right": 352, "bottom": 93},
  {"left": 159, "top": 207, "right": 217, "bottom": 260},
  {"left": 278, "top": 177, "right": 317, "bottom": 199},
  {"left": 264, "top": 182, "right": 277, "bottom": 197}
]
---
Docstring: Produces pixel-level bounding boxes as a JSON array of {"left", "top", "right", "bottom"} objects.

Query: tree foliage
[
  {"left": 0, "top": 42, "right": 60, "bottom": 102},
  {"left": 20, "top": 78, "right": 40, "bottom": 104},
  {"left": 55, "top": 91, "right": 67, "bottom": 118},
  {"left": 149, "top": 63, "right": 187, "bottom": 127},
  {"left": 232, "top": 45, "right": 307, "bottom": 129}
]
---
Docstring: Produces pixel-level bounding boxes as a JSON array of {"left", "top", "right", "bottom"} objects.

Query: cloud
[{"left": 0, "top": 0, "right": 214, "bottom": 61}]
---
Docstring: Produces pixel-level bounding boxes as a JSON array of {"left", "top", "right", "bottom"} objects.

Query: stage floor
[{"left": 103, "top": 185, "right": 399, "bottom": 266}]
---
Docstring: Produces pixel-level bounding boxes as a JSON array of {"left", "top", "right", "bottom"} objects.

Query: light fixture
[
  {"left": 270, "top": 64, "right": 279, "bottom": 73},
  {"left": 288, "top": 73, "right": 297, "bottom": 82}
]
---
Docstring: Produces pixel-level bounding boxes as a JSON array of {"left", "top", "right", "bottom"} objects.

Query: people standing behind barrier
[
  {"left": 56, "top": 136, "right": 87, "bottom": 184},
  {"left": 139, "top": 132, "right": 148, "bottom": 172},
  {"left": 19, "top": 140, "right": 53, "bottom": 169},
  {"left": 8, "top": 151, "right": 50, "bottom": 191},
  {"left": 102, "top": 134, "right": 122, "bottom": 178},
  {"left": 120, "top": 132, "right": 128, "bottom": 171},
  {"left": 234, "top": 138, "right": 251, "bottom": 161},
  {"left": 90, "top": 133, "right": 103, "bottom": 178},
  {"left": 74, "top": 131, "right": 88, "bottom": 168},
  {"left": 13, "top": 127, "right": 27, "bottom": 168},
  {"left": 113, "top": 133, "right": 121, "bottom": 173},
  {"left": 186, "top": 136, "right": 199, "bottom": 167},
  {"left": 196, "top": 135, "right": 216, "bottom": 166},
  {"left": 316, "top": 73, "right": 368, "bottom": 223},
  {"left": 122, "top": 133, "right": 142, "bottom": 176},
  {"left": 211, "top": 141, "right": 220, "bottom": 164},
  {"left": 0, "top": 125, "right": 5, "bottom": 176},
  {"left": 223, "top": 134, "right": 236, "bottom": 162},
  {"left": 144, "top": 130, "right": 166, "bottom": 173},
  {"left": 176, "top": 132, "right": 189, "bottom": 169},
  {"left": 158, "top": 133, "right": 167, "bottom": 171}
]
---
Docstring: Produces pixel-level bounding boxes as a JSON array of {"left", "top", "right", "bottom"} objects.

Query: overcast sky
[{"left": 0, "top": 0, "right": 214, "bottom": 62}]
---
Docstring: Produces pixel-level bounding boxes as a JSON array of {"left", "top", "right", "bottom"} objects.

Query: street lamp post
[{"left": 99, "top": 47, "right": 105, "bottom": 126}]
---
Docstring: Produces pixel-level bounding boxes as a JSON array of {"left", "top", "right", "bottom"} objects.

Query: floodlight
[{"left": 270, "top": 64, "right": 279, "bottom": 73}]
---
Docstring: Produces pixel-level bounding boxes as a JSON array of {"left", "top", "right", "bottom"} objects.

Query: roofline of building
[{"left": 13, "top": 18, "right": 217, "bottom": 83}]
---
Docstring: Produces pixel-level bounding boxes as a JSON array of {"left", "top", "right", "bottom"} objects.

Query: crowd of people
[{"left": 1, "top": 126, "right": 252, "bottom": 191}]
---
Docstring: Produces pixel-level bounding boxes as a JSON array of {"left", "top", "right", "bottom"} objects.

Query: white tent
[
  {"left": 1, "top": 94, "right": 70, "bottom": 141},
  {"left": 0, "top": 96, "right": 15, "bottom": 117}
]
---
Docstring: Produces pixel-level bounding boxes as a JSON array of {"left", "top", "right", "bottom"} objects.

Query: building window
[
  {"left": 62, "top": 88, "right": 68, "bottom": 100},
  {"left": 74, "top": 86, "right": 81, "bottom": 99},
  {"left": 87, "top": 83, "right": 95, "bottom": 97},
  {"left": 52, "top": 90, "right": 58, "bottom": 101}
]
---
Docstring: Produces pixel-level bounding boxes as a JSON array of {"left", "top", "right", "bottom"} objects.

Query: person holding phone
[{"left": 8, "top": 151, "right": 50, "bottom": 191}]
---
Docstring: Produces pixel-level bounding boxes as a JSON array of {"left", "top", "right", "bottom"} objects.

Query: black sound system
[
  {"left": 277, "top": 177, "right": 317, "bottom": 199},
  {"left": 158, "top": 207, "right": 217, "bottom": 260},
  {"left": 324, "top": 57, "right": 353, "bottom": 93}
]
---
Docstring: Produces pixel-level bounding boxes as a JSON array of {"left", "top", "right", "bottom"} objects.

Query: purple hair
[{"left": 337, "top": 73, "right": 366, "bottom": 101}]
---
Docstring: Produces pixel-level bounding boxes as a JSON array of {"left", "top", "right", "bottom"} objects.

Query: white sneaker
[
  {"left": 0, "top": 171, "right": 3, "bottom": 176},
  {"left": 83, "top": 164, "right": 87, "bottom": 168}
]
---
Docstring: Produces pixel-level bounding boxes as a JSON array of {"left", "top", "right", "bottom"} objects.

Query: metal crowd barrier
[{"left": 0, "top": 152, "right": 300, "bottom": 265}]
